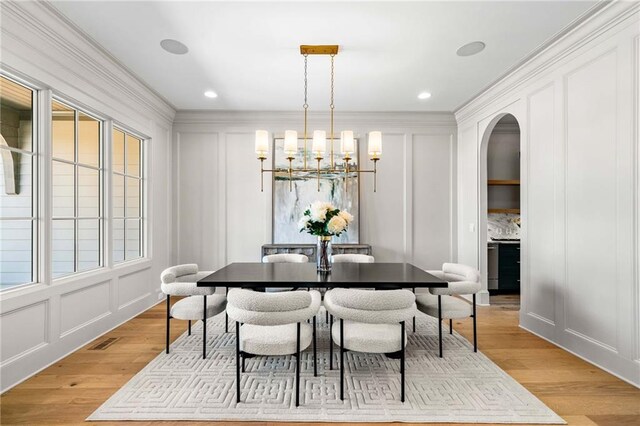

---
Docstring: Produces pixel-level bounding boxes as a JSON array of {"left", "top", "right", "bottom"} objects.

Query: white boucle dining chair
[
  {"left": 415, "top": 263, "right": 481, "bottom": 357},
  {"left": 161, "top": 264, "right": 227, "bottom": 359},
  {"left": 262, "top": 253, "right": 309, "bottom": 292},
  {"left": 331, "top": 254, "right": 375, "bottom": 263},
  {"left": 326, "top": 253, "right": 375, "bottom": 322},
  {"left": 262, "top": 253, "right": 309, "bottom": 263},
  {"left": 324, "top": 288, "right": 416, "bottom": 403},
  {"left": 226, "top": 288, "right": 321, "bottom": 407}
]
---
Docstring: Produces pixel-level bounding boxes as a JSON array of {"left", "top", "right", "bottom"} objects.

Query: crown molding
[
  {"left": 455, "top": 0, "right": 639, "bottom": 126},
  {"left": 173, "top": 110, "right": 457, "bottom": 129},
  {"left": 0, "top": 1, "right": 176, "bottom": 126}
]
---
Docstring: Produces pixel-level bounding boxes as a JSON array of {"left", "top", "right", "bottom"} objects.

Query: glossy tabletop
[{"left": 197, "top": 262, "right": 447, "bottom": 289}]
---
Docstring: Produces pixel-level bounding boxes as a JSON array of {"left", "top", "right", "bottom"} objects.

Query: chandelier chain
[
  {"left": 303, "top": 54, "right": 309, "bottom": 109},
  {"left": 330, "top": 54, "right": 335, "bottom": 109}
]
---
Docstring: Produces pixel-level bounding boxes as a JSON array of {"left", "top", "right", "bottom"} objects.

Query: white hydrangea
[
  {"left": 327, "top": 215, "right": 347, "bottom": 234},
  {"left": 338, "top": 210, "right": 354, "bottom": 224},
  {"left": 298, "top": 216, "right": 310, "bottom": 231},
  {"left": 309, "top": 201, "right": 335, "bottom": 222}
]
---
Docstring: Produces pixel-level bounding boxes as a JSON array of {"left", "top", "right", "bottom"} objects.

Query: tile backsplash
[{"left": 488, "top": 213, "right": 521, "bottom": 240}]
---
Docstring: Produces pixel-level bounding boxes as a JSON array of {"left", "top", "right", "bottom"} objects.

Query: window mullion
[
  {"left": 123, "top": 133, "right": 127, "bottom": 260},
  {"left": 39, "top": 89, "right": 52, "bottom": 285},
  {"left": 74, "top": 110, "right": 79, "bottom": 273},
  {"left": 104, "top": 120, "right": 112, "bottom": 268}
]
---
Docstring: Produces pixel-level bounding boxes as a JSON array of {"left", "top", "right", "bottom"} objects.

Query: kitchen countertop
[{"left": 488, "top": 239, "right": 520, "bottom": 245}]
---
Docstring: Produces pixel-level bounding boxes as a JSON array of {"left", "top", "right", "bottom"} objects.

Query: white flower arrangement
[{"left": 299, "top": 201, "right": 353, "bottom": 237}]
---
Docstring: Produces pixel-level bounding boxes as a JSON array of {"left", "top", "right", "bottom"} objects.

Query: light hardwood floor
[{"left": 1, "top": 300, "right": 638, "bottom": 426}]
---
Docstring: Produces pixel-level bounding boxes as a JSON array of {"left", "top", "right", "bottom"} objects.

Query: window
[
  {"left": 0, "top": 76, "right": 36, "bottom": 291},
  {"left": 112, "top": 128, "right": 143, "bottom": 263},
  {"left": 51, "top": 100, "right": 103, "bottom": 278}
]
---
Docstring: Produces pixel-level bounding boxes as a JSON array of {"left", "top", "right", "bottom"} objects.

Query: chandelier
[{"left": 254, "top": 45, "right": 382, "bottom": 192}]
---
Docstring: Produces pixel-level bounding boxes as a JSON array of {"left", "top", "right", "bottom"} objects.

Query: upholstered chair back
[
  {"left": 331, "top": 254, "right": 375, "bottom": 263},
  {"left": 227, "top": 288, "right": 321, "bottom": 326},
  {"left": 262, "top": 253, "right": 309, "bottom": 263},
  {"left": 428, "top": 262, "right": 481, "bottom": 296},
  {"left": 161, "top": 264, "right": 216, "bottom": 296},
  {"left": 324, "top": 288, "right": 416, "bottom": 324}
]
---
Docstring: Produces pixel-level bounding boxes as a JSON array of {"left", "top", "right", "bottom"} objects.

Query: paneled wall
[
  {"left": 455, "top": 2, "right": 640, "bottom": 386},
  {"left": 172, "top": 112, "right": 457, "bottom": 272},
  {"left": 0, "top": 2, "right": 175, "bottom": 392}
]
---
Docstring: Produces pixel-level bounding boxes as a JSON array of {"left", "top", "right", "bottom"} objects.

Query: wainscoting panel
[
  {"left": 60, "top": 280, "right": 111, "bottom": 336},
  {"left": 411, "top": 133, "right": 454, "bottom": 270},
  {"left": 117, "top": 269, "right": 152, "bottom": 309},
  {"left": 565, "top": 50, "right": 618, "bottom": 351},
  {"left": 359, "top": 133, "right": 407, "bottom": 262},
  {"left": 0, "top": 301, "right": 48, "bottom": 364},
  {"left": 526, "top": 84, "right": 556, "bottom": 327},
  {"left": 176, "top": 132, "right": 220, "bottom": 270},
  {"left": 224, "top": 132, "right": 269, "bottom": 264}
]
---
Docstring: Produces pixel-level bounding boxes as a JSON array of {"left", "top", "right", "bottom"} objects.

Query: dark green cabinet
[{"left": 498, "top": 243, "right": 520, "bottom": 292}]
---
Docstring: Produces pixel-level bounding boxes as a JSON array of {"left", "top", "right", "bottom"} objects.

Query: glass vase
[{"left": 316, "top": 236, "right": 332, "bottom": 272}]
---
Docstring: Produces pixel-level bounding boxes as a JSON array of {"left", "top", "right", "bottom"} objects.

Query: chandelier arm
[
  {"left": 316, "top": 157, "right": 321, "bottom": 192},
  {"left": 260, "top": 158, "right": 265, "bottom": 192}
]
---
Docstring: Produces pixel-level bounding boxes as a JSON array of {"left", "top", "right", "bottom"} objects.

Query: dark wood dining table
[{"left": 197, "top": 262, "right": 447, "bottom": 289}]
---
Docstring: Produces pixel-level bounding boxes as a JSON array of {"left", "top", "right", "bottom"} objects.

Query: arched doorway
[{"left": 478, "top": 112, "right": 524, "bottom": 310}]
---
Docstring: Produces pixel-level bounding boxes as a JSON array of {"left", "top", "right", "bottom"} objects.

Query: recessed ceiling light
[
  {"left": 204, "top": 91, "right": 218, "bottom": 98},
  {"left": 160, "top": 39, "right": 189, "bottom": 55},
  {"left": 457, "top": 41, "right": 486, "bottom": 57},
  {"left": 418, "top": 92, "right": 432, "bottom": 100}
]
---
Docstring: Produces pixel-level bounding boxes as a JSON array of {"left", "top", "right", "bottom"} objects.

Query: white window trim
[
  {"left": 50, "top": 97, "right": 105, "bottom": 280},
  {"left": 112, "top": 125, "right": 145, "bottom": 265},
  {"left": 0, "top": 73, "right": 39, "bottom": 291}
]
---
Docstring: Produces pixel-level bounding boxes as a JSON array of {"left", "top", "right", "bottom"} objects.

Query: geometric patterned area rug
[{"left": 88, "top": 312, "right": 565, "bottom": 424}]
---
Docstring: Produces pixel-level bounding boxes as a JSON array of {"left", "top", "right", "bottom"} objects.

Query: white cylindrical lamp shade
[
  {"left": 284, "top": 130, "right": 298, "bottom": 156},
  {"left": 255, "top": 130, "right": 269, "bottom": 157},
  {"left": 312, "top": 130, "right": 326, "bottom": 156},
  {"left": 340, "top": 130, "right": 355, "bottom": 155},
  {"left": 368, "top": 131, "right": 382, "bottom": 158}
]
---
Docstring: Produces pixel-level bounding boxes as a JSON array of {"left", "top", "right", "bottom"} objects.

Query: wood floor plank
[{"left": 1, "top": 302, "right": 638, "bottom": 425}]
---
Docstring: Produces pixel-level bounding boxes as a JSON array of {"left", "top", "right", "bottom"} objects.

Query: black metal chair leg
[
  {"left": 401, "top": 320, "right": 405, "bottom": 403},
  {"left": 473, "top": 293, "right": 477, "bottom": 352},
  {"left": 412, "top": 288, "right": 416, "bottom": 332},
  {"left": 188, "top": 320, "right": 192, "bottom": 336},
  {"left": 202, "top": 295, "right": 207, "bottom": 359},
  {"left": 296, "top": 322, "right": 301, "bottom": 407},
  {"left": 165, "top": 295, "right": 170, "bottom": 354},
  {"left": 329, "top": 314, "right": 334, "bottom": 370},
  {"left": 449, "top": 318, "right": 452, "bottom": 334},
  {"left": 325, "top": 309, "right": 329, "bottom": 323},
  {"left": 241, "top": 353, "right": 245, "bottom": 372},
  {"left": 312, "top": 315, "right": 317, "bottom": 377},
  {"left": 340, "top": 318, "right": 344, "bottom": 401},
  {"left": 236, "top": 321, "right": 241, "bottom": 403},
  {"left": 225, "top": 287, "right": 229, "bottom": 333},
  {"left": 438, "top": 295, "right": 443, "bottom": 358}
]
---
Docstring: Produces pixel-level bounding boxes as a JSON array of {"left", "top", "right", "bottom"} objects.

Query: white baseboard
[{"left": 519, "top": 324, "right": 640, "bottom": 389}]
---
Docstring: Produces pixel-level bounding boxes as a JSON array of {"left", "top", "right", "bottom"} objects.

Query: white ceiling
[{"left": 53, "top": 1, "right": 597, "bottom": 111}]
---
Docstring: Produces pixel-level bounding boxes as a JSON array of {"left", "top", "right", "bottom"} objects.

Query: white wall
[
  {"left": 455, "top": 2, "right": 640, "bottom": 386},
  {"left": 172, "top": 111, "right": 457, "bottom": 272},
  {"left": 0, "top": 2, "right": 175, "bottom": 391}
]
